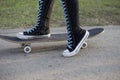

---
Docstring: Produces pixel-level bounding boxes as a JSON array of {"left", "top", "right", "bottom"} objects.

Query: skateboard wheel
[
  {"left": 24, "top": 46, "right": 31, "bottom": 54},
  {"left": 81, "top": 42, "right": 87, "bottom": 49}
]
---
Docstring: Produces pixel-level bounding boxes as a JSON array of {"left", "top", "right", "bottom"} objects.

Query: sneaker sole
[{"left": 17, "top": 32, "right": 51, "bottom": 40}]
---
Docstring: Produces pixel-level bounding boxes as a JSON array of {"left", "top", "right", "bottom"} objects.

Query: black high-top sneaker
[
  {"left": 63, "top": 29, "right": 89, "bottom": 57},
  {"left": 17, "top": 0, "right": 54, "bottom": 39},
  {"left": 61, "top": 0, "right": 89, "bottom": 57}
]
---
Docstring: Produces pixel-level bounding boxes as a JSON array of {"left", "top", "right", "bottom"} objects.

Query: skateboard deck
[{"left": 0, "top": 28, "right": 104, "bottom": 53}]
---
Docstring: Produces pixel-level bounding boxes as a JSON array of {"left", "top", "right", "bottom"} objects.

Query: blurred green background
[{"left": 0, "top": 0, "right": 120, "bottom": 29}]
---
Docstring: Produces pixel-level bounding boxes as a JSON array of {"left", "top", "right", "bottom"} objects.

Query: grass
[
  {"left": 0, "top": 0, "right": 120, "bottom": 29},
  {"left": 79, "top": 0, "right": 120, "bottom": 26}
]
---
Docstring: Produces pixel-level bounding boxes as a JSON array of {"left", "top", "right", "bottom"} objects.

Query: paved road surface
[{"left": 0, "top": 25, "right": 120, "bottom": 80}]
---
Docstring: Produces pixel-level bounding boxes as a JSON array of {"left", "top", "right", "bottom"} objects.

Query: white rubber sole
[
  {"left": 17, "top": 32, "right": 51, "bottom": 40},
  {"left": 63, "top": 30, "right": 89, "bottom": 57}
]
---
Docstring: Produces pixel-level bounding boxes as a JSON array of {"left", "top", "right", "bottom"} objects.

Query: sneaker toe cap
[
  {"left": 62, "top": 49, "right": 71, "bottom": 57},
  {"left": 16, "top": 32, "right": 25, "bottom": 39}
]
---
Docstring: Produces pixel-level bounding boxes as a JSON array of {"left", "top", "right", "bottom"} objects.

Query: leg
[
  {"left": 61, "top": 0, "right": 89, "bottom": 57},
  {"left": 17, "top": 0, "right": 55, "bottom": 39}
]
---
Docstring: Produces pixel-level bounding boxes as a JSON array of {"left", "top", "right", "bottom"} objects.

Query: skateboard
[{"left": 0, "top": 28, "right": 104, "bottom": 54}]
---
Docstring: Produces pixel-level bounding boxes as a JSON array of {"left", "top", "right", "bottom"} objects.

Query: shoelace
[
  {"left": 61, "top": 0, "right": 73, "bottom": 50},
  {"left": 27, "top": 0, "right": 44, "bottom": 33}
]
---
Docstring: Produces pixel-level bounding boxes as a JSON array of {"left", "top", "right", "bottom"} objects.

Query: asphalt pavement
[{"left": 0, "top": 25, "right": 120, "bottom": 80}]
